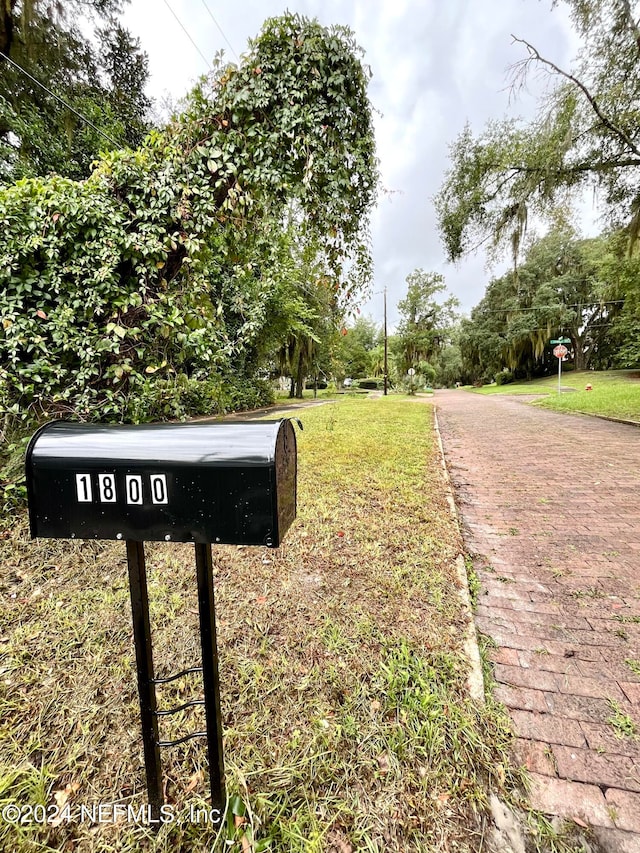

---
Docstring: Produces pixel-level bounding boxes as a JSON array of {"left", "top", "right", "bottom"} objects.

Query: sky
[{"left": 122, "top": 0, "right": 586, "bottom": 328}]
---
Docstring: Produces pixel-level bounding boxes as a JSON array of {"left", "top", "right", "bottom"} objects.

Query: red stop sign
[{"left": 553, "top": 344, "right": 568, "bottom": 358}]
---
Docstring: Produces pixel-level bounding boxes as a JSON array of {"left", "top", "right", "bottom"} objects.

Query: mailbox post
[{"left": 26, "top": 419, "right": 298, "bottom": 825}]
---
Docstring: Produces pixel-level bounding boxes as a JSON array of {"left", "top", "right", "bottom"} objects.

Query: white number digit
[
  {"left": 75, "top": 474, "right": 92, "bottom": 502},
  {"left": 125, "top": 475, "right": 143, "bottom": 505},
  {"left": 150, "top": 474, "right": 168, "bottom": 505},
  {"left": 98, "top": 474, "right": 117, "bottom": 503}
]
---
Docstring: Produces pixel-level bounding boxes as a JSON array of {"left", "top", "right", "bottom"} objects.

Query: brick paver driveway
[{"left": 436, "top": 390, "right": 640, "bottom": 852}]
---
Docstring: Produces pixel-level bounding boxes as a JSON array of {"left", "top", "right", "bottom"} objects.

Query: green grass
[
  {"left": 0, "top": 397, "right": 527, "bottom": 852},
  {"left": 273, "top": 388, "right": 338, "bottom": 401},
  {"left": 468, "top": 369, "right": 640, "bottom": 421}
]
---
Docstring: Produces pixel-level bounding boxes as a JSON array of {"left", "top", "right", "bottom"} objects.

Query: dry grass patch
[{"left": 0, "top": 397, "right": 521, "bottom": 852}]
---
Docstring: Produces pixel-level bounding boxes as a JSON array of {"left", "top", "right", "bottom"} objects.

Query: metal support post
[
  {"left": 383, "top": 287, "right": 388, "bottom": 396},
  {"left": 194, "top": 543, "right": 226, "bottom": 825},
  {"left": 126, "top": 540, "right": 163, "bottom": 822}
]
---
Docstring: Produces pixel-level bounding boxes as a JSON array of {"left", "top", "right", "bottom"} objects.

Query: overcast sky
[{"left": 122, "top": 0, "right": 585, "bottom": 328}]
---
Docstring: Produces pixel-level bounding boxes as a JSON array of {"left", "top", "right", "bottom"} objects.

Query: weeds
[
  {"left": 607, "top": 699, "right": 638, "bottom": 740},
  {"left": 465, "top": 556, "right": 481, "bottom": 608},
  {"left": 624, "top": 658, "right": 640, "bottom": 677}
]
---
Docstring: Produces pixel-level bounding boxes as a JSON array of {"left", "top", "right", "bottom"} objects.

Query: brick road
[{"left": 435, "top": 390, "right": 640, "bottom": 853}]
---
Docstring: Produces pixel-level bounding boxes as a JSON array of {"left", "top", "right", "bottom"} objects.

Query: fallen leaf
[
  {"left": 256, "top": 596, "right": 267, "bottom": 604},
  {"left": 53, "top": 789, "right": 69, "bottom": 808},
  {"left": 185, "top": 770, "right": 203, "bottom": 795},
  {"left": 36, "top": 309, "right": 47, "bottom": 319},
  {"left": 53, "top": 781, "right": 80, "bottom": 810},
  {"left": 572, "top": 815, "right": 588, "bottom": 828},
  {"left": 377, "top": 752, "right": 390, "bottom": 773}
]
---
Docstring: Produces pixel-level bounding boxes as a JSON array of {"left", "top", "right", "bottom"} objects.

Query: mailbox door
[{"left": 275, "top": 419, "right": 297, "bottom": 541}]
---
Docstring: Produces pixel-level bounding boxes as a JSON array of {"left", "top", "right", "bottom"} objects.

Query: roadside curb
[
  {"left": 433, "top": 408, "right": 485, "bottom": 704},
  {"left": 572, "top": 410, "right": 640, "bottom": 428}
]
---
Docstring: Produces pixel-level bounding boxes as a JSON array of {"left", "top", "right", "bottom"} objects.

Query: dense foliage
[
  {"left": 0, "top": 0, "right": 151, "bottom": 182},
  {"left": 457, "top": 222, "right": 636, "bottom": 382},
  {"left": 0, "top": 13, "right": 378, "bottom": 427},
  {"left": 332, "top": 316, "right": 383, "bottom": 381}
]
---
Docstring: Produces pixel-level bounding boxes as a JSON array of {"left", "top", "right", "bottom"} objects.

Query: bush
[
  {"left": 124, "top": 375, "right": 220, "bottom": 423},
  {"left": 494, "top": 370, "right": 515, "bottom": 386},
  {"left": 124, "top": 373, "right": 274, "bottom": 423},
  {"left": 356, "top": 378, "right": 379, "bottom": 390},
  {"left": 305, "top": 380, "right": 328, "bottom": 389},
  {"left": 221, "top": 376, "right": 274, "bottom": 412}
]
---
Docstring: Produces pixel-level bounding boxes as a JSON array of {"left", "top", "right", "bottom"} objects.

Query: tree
[
  {"left": 432, "top": 326, "right": 464, "bottom": 387},
  {"left": 98, "top": 23, "right": 152, "bottom": 150},
  {"left": 435, "top": 0, "right": 640, "bottom": 264},
  {"left": 395, "top": 270, "right": 459, "bottom": 376},
  {"left": 592, "top": 229, "right": 640, "bottom": 364},
  {"left": 0, "top": 0, "right": 151, "bottom": 181},
  {"left": 333, "top": 315, "right": 381, "bottom": 380},
  {"left": 458, "top": 221, "right": 625, "bottom": 381},
  {"left": 0, "top": 13, "right": 379, "bottom": 425},
  {"left": 273, "top": 232, "right": 340, "bottom": 399}
]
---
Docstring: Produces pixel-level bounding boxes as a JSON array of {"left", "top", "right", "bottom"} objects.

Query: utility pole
[{"left": 383, "top": 287, "right": 388, "bottom": 396}]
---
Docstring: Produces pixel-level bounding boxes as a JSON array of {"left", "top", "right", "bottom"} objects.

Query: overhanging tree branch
[
  {"left": 511, "top": 35, "right": 640, "bottom": 159},
  {"left": 484, "top": 157, "right": 640, "bottom": 175}
]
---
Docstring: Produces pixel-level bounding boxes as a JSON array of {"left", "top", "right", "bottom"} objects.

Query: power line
[
  {"left": 0, "top": 49, "right": 120, "bottom": 147},
  {"left": 200, "top": 0, "right": 240, "bottom": 62},
  {"left": 162, "top": 0, "right": 212, "bottom": 70},
  {"left": 475, "top": 300, "right": 625, "bottom": 314},
  {"left": 495, "top": 323, "right": 615, "bottom": 336}
]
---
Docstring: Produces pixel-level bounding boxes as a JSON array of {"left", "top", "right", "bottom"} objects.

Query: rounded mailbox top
[{"left": 27, "top": 419, "right": 288, "bottom": 468}]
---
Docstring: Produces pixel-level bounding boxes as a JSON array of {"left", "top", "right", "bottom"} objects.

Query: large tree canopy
[
  {"left": 0, "top": 0, "right": 151, "bottom": 182},
  {"left": 458, "top": 221, "right": 628, "bottom": 381},
  {"left": 435, "top": 0, "right": 640, "bottom": 263},
  {"left": 0, "top": 13, "right": 379, "bottom": 425}
]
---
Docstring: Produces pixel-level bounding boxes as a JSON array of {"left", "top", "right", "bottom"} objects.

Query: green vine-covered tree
[{"left": 0, "top": 13, "right": 379, "bottom": 427}]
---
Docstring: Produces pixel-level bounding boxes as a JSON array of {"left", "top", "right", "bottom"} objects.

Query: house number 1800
[{"left": 75, "top": 473, "right": 169, "bottom": 505}]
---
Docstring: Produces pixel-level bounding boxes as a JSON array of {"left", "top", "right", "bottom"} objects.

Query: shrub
[
  {"left": 121, "top": 373, "right": 275, "bottom": 423},
  {"left": 220, "top": 376, "right": 274, "bottom": 412},
  {"left": 356, "top": 378, "right": 379, "bottom": 389},
  {"left": 494, "top": 370, "right": 515, "bottom": 386}
]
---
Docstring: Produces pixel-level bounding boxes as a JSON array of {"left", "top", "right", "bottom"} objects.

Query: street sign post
[{"left": 553, "top": 344, "right": 569, "bottom": 393}]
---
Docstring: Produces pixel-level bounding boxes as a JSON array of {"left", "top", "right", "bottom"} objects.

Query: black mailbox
[{"left": 26, "top": 419, "right": 297, "bottom": 547}]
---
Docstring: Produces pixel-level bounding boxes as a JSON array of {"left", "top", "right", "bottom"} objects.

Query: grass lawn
[
  {"left": 469, "top": 369, "right": 640, "bottom": 421},
  {"left": 0, "top": 397, "right": 526, "bottom": 852}
]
